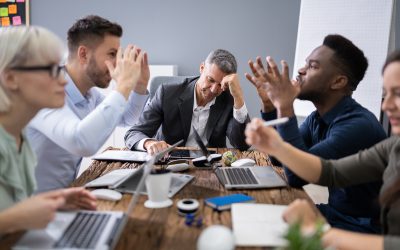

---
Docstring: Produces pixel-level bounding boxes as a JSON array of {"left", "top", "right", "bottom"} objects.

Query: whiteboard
[{"left": 293, "top": 0, "right": 395, "bottom": 118}]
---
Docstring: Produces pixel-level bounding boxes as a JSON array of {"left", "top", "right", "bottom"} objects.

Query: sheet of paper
[
  {"left": 232, "top": 203, "right": 288, "bottom": 247},
  {"left": 92, "top": 150, "right": 150, "bottom": 162}
]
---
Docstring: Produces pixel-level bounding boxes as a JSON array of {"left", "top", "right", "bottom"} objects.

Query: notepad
[
  {"left": 231, "top": 203, "right": 288, "bottom": 247},
  {"left": 204, "top": 194, "right": 254, "bottom": 211}
]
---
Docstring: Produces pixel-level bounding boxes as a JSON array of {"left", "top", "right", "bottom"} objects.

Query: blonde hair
[{"left": 0, "top": 26, "right": 65, "bottom": 112}]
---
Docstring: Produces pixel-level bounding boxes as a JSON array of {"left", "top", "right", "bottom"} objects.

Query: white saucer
[{"left": 144, "top": 199, "right": 173, "bottom": 208}]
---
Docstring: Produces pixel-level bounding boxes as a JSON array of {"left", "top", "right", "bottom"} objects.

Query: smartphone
[{"left": 169, "top": 149, "right": 216, "bottom": 159}]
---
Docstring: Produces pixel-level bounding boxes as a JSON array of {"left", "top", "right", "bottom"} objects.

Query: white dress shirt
[
  {"left": 27, "top": 74, "right": 148, "bottom": 192},
  {"left": 137, "top": 83, "right": 248, "bottom": 149}
]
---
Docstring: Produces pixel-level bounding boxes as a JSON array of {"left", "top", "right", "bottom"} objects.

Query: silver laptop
[
  {"left": 85, "top": 141, "right": 194, "bottom": 198},
  {"left": 190, "top": 127, "right": 286, "bottom": 189},
  {"left": 215, "top": 166, "right": 287, "bottom": 189},
  {"left": 13, "top": 141, "right": 183, "bottom": 250}
]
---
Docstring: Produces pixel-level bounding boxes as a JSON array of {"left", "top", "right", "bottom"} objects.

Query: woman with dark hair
[{"left": 246, "top": 50, "right": 400, "bottom": 250}]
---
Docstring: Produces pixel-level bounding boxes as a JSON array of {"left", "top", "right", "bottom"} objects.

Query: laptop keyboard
[
  {"left": 54, "top": 212, "right": 111, "bottom": 249},
  {"left": 217, "top": 168, "right": 258, "bottom": 185}
]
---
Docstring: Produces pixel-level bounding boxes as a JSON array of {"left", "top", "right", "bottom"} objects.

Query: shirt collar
[
  {"left": 192, "top": 82, "right": 216, "bottom": 111},
  {"left": 65, "top": 72, "right": 87, "bottom": 105},
  {"left": 319, "top": 96, "right": 354, "bottom": 124}
]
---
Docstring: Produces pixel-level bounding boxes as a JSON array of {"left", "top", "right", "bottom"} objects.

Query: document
[
  {"left": 92, "top": 149, "right": 150, "bottom": 162},
  {"left": 231, "top": 203, "right": 288, "bottom": 247}
]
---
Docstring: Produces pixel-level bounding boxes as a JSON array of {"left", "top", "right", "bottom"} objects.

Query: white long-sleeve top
[{"left": 27, "top": 74, "right": 148, "bottom": 192}]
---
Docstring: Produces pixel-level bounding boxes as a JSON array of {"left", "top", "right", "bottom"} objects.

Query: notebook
[
  {"left": 231, "top": 203, "right": 288, "bottom": 247},
  {"left": 214, "top": 166, "right": 287, "bottom": 189},
  {"left": 204, "top": 193, "right": 255, "bottom": 211},
  {"left": 13, "top": 141, "right": 182, "bottom": 250}
]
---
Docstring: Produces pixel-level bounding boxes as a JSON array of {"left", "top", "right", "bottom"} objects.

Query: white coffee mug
[{"left": 144, "top": 169, "right": 173, "bottom": 208}]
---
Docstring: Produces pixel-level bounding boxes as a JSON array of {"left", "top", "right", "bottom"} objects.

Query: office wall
[
  {"left": 31, "top": 0, "right": 300, "bottom": 118},
  {"left": 31, "top": 0, "right": 399, "bottom": 118}
]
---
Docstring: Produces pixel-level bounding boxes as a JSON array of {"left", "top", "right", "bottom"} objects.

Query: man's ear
[
  {"left": 199, "top": 62, "right": 205, "bottom": 74},
  {"left": 1, "top": 71, "right": 18, "bottom": 91},
  {"left": 77, "top": 45, "right": 89, "bottom": 64},
  {"left": 331, "top": 75, "right": 348, "bottom": 90}
]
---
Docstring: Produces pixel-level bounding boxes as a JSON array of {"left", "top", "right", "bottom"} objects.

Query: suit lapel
[{"left": 178, "top": 80, "right": 196, "bottom": 141}]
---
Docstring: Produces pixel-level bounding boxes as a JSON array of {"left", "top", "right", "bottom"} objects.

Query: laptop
[
  {"left": 191, "top": 127, "right": 222, "bottom": 168},
  {"left": 85, "top": 141, "right": 194, "bottom": 198},
  {"left": 190, "top": 128, "right": 286, "bottom": 190},
  {"left": 13, "top": 141, "right": 183, "bottom": 250}
]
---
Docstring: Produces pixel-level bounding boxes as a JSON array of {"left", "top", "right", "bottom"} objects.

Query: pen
[{"left": 263, "top": 117, "right": 289, "bottom": 127}]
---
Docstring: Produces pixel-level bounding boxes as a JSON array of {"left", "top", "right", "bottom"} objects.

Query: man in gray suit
[{"left": 125, "top": 49, "right": 250, "bottom": 154}]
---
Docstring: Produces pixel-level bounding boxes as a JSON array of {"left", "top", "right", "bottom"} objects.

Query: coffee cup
[{"left": 144, "top": 169, "right": 173, "bottom": 208}]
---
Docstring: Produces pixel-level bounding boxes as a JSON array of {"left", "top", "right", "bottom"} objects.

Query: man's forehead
[
  {"left": 97, "top": 35, "right": 120, "bottom": 50},
  {"left": 306, "top": 45, "right": 334, "bottom": 63}
]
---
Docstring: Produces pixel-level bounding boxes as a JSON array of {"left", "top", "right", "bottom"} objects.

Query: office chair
[{"left": 149, "top": 75, "right": 195, "bottom": 99}]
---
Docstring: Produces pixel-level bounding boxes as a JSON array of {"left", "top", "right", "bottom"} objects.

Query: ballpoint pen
[{"left": 263, "top": 117, "right": 289, "bottom": 127}]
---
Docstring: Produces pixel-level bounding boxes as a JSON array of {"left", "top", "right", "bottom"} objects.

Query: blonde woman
[{"left": 0, "top": 26, "right": 96, "bottom": 234}]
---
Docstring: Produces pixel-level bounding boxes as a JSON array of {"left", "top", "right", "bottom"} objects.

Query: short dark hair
[
  {"left": 382, "top": 50, "right": 400, "bottom": 74},
  {"left": 205, "top": 49, "right": 237, "bottom": 74},
  {"left": 67, "top": 15, "right": 122, "bottom": 54},
  {"left": 323, "top": 34, "right": 368, "bottom": 91}
]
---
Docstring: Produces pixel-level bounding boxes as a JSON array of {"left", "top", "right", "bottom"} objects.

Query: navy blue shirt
[{"left": 262, "top": 96, "right": 386, "bottom": 219}]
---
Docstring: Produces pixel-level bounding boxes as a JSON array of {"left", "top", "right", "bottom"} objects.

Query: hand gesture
[
  {"left": 105, "top": 45, "right": 144, "bottom": 99},
  {"left": 245, "top": 118, "right": 285, "bottom": 155},
  {"left": 245, "top": 57, "right": 275, "bottom": 112},
  {"left": 135, "top": 52, "right": 150, "bottom": 95},
  {"left": 221, "top": 73, "right": 244, "bottom": 109},
  {"left": 247, "top": 56, "right": 300, "bottom": 117}
]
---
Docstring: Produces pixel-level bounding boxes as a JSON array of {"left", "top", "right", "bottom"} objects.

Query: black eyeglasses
[{"left": 11, "top": 64, "right": 66, "bottom": 79}]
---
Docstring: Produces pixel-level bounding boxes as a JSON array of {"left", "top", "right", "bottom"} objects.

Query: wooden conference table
[{"left": 1, "top": 148, "right": 310, "bottom": 250}]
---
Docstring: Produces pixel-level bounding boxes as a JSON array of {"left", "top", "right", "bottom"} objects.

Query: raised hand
[
  {"left": 245, "top": 56, "right": 275, "bottom": 112},
  {"left": 247, "top": 56, "right": 300, "bottom": 117},
  {"left": 105, "top": 45, "right": 144, "bottom": 99},
  {"left": 135, "top": 51, "right": 150, "bottom": 95}
]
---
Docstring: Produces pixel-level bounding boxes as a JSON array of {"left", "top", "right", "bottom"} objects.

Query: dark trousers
[{"left": 317, "top": 204, "right": 380, "bottom": 234}]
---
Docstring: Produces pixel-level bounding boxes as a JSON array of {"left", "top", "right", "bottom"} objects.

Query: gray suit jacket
[{"left": 124, "top": 77, "right": 250, "bottom": 150}]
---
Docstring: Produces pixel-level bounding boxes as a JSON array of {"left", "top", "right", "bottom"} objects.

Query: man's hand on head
[
  {"left": 221, "top": 73, "right": 244, "bottom": 109},
  {"left": 144, "top": 139, "right": 170, "bottom": 155}
]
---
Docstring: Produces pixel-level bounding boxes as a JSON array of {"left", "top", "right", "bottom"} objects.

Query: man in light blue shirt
[{"left": 27, "top": 15, "right": 149, "bottom": 192}]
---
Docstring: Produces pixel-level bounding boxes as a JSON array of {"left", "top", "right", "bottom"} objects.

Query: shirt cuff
[
  {"left": 233, "top": 103, "right": 248, "bottom": 123},
  {"left": 109, "top": 90, "right": 128, "bottom": 107},
  {"left": 137, "top": 138, "right": 149, "bottom": 151},
  {"left": 261, "top": 109, "right": 277, "bottom": 121},
  {"left": 129, "top": 90, "right": 149, "bottom": 106}
]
